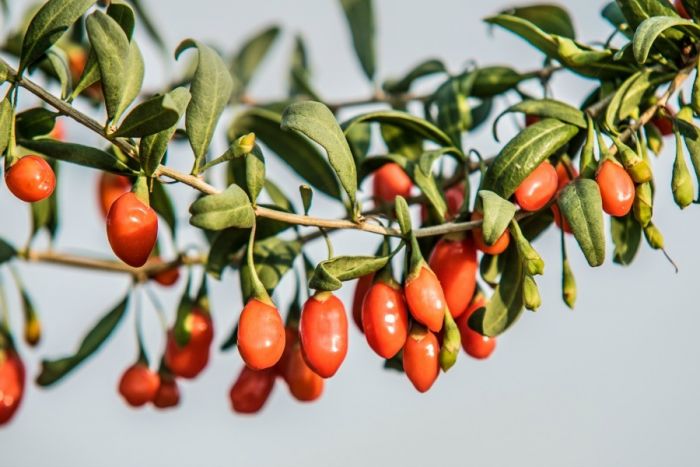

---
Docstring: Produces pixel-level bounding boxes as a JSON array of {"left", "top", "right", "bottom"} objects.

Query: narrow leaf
[
  {"left": 558, "top": 179, "right": 605, "bottom": 267},
  {"left": 478, "top": 191, "right": 517, "bottom": 245},
  {"left": 19, "top": 139, "right": 140, "bottom": 175},
  {"left": 339, "top": 0, "right": 376, "bottom": 81}
]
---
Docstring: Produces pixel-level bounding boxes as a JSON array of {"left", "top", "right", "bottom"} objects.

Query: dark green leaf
[
  {"left": 309, "top": 255, "right": 389, "bottom": 291},
  {"left": 493, "top": 99, "right": 586, "bottom": 140},
  {"left": 604, "top": 69, "right": 666, "bottom": 131},
  {"left": 124, "top": 0, "right": 167, "bottom": 52},
  {"left": 478, "top": 191, "right": 517, "bottom": 245},
  {"left": 44, "top": 48, "right": 72, "bottom": 100},
  {"left": 231, "top": 25, "right": 280, "bottom": 95},
  {"left": 470, "top": 66, "right": 524, "bottom": 98},
  {"left": 380, "top": 124, "right": 422, "bottom": 160},
  {"left": 189, "top": 184, "right": 255, "bottom": 231},
  {"left": 382, "top": 59, "right": 446, "bottom": 94},
  {"left": 176, "top": 39, "right": 234, "bottom": 174},
  {"left": 36, "top": 295, "right": 129, "bottom": 386},
  {"left": 288, "top": 35, "right": 319, "bottom": 99},
  {"left": 0, "top": 237, "right": 16, "bottom": 264},
  {"left": 339, "top": 0, "right": 376, "bottom": 81},
  {"left": 31, "top": 159, "right": 59, "bottom": 240},
  {"left": 240, "top": 238, "right": 301, "bottom": 301},
  {"left": 558, "top": 179, "right": 605, "bottom": 267},
  {"left": 342, "top": 110, "right": 455, "bottom": 148},
  {"left": 433, "top": 75, "right": 470, "bottom": 148},
  {"left": 15, "top": 108, "right": 56, "bottom": 138},
  {"left": 346, "top": 123, "right": 372, "bottom": 165},
  {"left": 611, "top": 213, "right": 641, "bottom": 265},
  {"left": 150, "top": 180, "right": 177, "bottom": 239},
  {"left": 19, "top": 139, "right": 140, "bottom": 175},
  {"left": 113, "top": 92, "right": 183, "bottom": 138},
  {"left": 19, "top": 0, "right": 96, "bottom": 73}
]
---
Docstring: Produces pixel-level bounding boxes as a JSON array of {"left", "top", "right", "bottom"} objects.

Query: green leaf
[
  {"left": 602, "top": 2, "right": 627, "bottom": 29},
  {"left": 346, "top": 123, "right": 372, "bottom": 165},
  {"left": 288, "top": 35, "right": 319, "bottom": 99},
  {"left": 433, "top": 75, "right": 471, "bottom": 148},
  {"left": 240, "top": 238, "right": 301, "bottom": 302},
  {"left": 173, "top": 285, "right": 194, "bottom": 346},
  {"left": 150, "top": 180, "right": 177, "bottom": 239},
  {"left": 611, "top": 213, "right": 641, "bottom": 265},
  {"left": 558, "top": 179, "right": 605, "bottom": 267},
  {"left": 176, "top": 39, "right": 234, "bottom": 174},
  {"left": 309, "top": 255, "right": 389, "bottom": 291},
  {"left": 139, "top": 87, "right": 191, "bottom": 177},
  {"left": 264, "top": 180, "right": 295, "bottom": 213},
  {"left": 483, "top": 118, "right": 579, "bottom": 198},
  {"left": 189, "top": 184, "right": 255, "bottom": 231},
  {"left": 15, "top": 108, "right": 56, "bottom": 139},
  {"left": 44, "top": 48, "right": 72, "bottom": 100},
  {"left": 380, "top": 124, "right": 422, "bottom": 160},
  {"left": 501, "top": 4, "right": 576, "bottom": 38},
  {"left": 113, "top": 41, "right": 145, "bottom": 123},
  {"left": 36, "top": 295, "right": 129, "bottom": 386},
  {"left": 231, "top": 25, "right": 280, "bottom": 95},
  {"left": 468, "top": 247, "right": 525, "bottom": 337},
  {"left": 207, "top": 228, "right": 248, "bottom": 279},
  {"left": 339, "top": 0, "right": 376, "bottom": 81},
  {"left": 677, "top": 107, "right": 700, "bottom": 201},
  {"left": 228, "top": 108, "right": 340, "bottom": 198},
  {"left": 493, "top": 98, "right": 586, "bottom": 140},
  {"left": 0, "top": 237, "right": 16, "bottom": 264},
  {"left": 113, "top": 92, "right": 183, "bottom": 138},
  {"left": 230, "top": 145, "right": 265, "bottom": 204},
  {"left": 19, "top": 139, "right": 140, "bottom": 175},
  {"left": 382, "top": 59, "right": 446, "bottom": 94},
  {"left": 281, "top": 101, "right": 358, "bottom": 207},
  {"left": 0, "top": 98, "right": 12, "bottom": 156},
  {"left": 86, "top": 11, "right": 130, "bottom": 122},
  {"left": 342, "top": 110, "right": 455, "bottom": 148},
  {"left": 19, "top": 0, "right": 96, "bottom": 73},
  {"left": 408, "top": 150, "right": 457, "bottom": 219},
  {"left": 31, "top": 159, "right": 59, "bottom": 240},
  {"left": 124, "top": 0, "right": 167, "bottom": 52},
  {"left": 470, "top": 66, "right": 524, "bottom": 98},
  {"left": 604, "top": 70, "right": 666, "bottom": 131},
  {"left": 485, "top": 14, "right": 559, "bottom": 58},
  {"left": 632, "top": 16, "right": 699, "bottom": 64},
  {"left": 672, "top": 129, "right": 694, "bottom": 209},
  {"left": 478, "top": 190, "right": 517, "bottom": 245}
]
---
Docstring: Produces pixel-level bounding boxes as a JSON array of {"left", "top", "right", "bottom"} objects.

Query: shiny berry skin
[
  {"left": 404, "top": 266, "right": 447, "bottom": 332},
  {"left": 229, "top": 366, "right": 276, "bottom": 414},
  {"left": 676, "top": 0, "right": 691, "bottom": 19},
  {"left": 351, "top": 273, "right": 374, "bottom": 333},
  {"left": 0, "top": 350, "right": 25, "bottom": 425},
  {"left": 5, "top": 155, "right": 56, "bottom": 202},
  {"left": 402, "top": 327, "right": 439, "bottom": 393},
  {"left": 153, "top": 377, "right": 180, "bottom": 409},
  {"left": 106, "top": 192, "right": 158, "bottom": 267},
  {"left": 238, "top": 298, "right": 285, "bottom": 370},
  {"left": 471, "top": 212, "right": 511, "bottom": 255},
  {"left": 118, "top": 364, "right": 160, "bottom": 407},
  {"left": 651, "top": 106, "right": 674, "bottom": 136},
  {"left": 596, "top": 160, "right": 635, "bottom": 217},
  {"left": 150, "top": 258, "right": 180, "bottom": 287},
  {"left": 456, "top": 296, "right": 496, "bottom": 360},
  {"left": 299, "top": 292, "right": 348, "bottom": 378},
  {"left": 361, "top": 280, "right": 409, "bottom": 358},
  {"left": 98, "top": 172, "right": 132, "bottom": 218},
  {"left": 280, "top": 330, "right": 324, "bottom": 402},
  {"left": 514, "top": 161, "right": 558, "bottom": 211},
  {"left": 428, "top": 235, "right": 477, "bottom": 318},
  {"left": 373, "top": 163, "right": 413, "bottom": 203},
  {"left": 164, "top": 310, "right": 213, "bottom": 379}
]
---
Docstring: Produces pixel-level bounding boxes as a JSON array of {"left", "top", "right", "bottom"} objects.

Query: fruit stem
[
  {"left": 246, "top": 221, "right": 273, "bottom": 305},
  {"left": 132, "top": 176, "right": 150, "bottom": 206}
]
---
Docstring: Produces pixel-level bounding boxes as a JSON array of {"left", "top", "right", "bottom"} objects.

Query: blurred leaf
[
  {"left": 231, "top": 25, "right": 280, "bottom": 95},
  {"left": 150, "top": 180, "right": 177, "bottom": 239},
  {"left": 289, "top": 34, "right": 319, "bottom": 99},
  {"left": 611, "top": 213, "right": 641, "bottom": 265},
  {"left": 470, "top": 66, "right": 524, "bottom": 98},
  {"left": 0, "top": 237, "right": 16, "bottom": 264},
  {"left": 383, "top": 59, "right": 446, "bottom": 94},
  {"left": 604, "top": 69, "right": 663, "bottom": 131},
  {"left": 36, "top": 295, "right": 129, "bottom": 386},
  {"left": 31, "top": 159, "right": 59, "bottom": 240},
  {"left": 558, "top": 179, "right": 605, "bottom": 267},
  {"left": 20, "top": 139, "right": 140, "bottom": 175},
  {"left": 228, "top": 108, "right": 341, "bottom": 198},
  {"left": 189, "top": 184, "right": 254, "bottom": 231},
  {"left": 19, "top": 0, "right": 95, "bottom": 73},
  {"left": 15, "top": 108, "right": 56, "bottom": 138},
  {"left": 433, "top": 74, "right": 471, "bottom": 148},
  {"left": 339, "top": 0, "right": 376, "bottom": 81},
  {"left": 176, "top": 39, "right": 234, "bottom": 174},
  {"left": 500, "top": 4, "right": 575, "bottom": 38},
  {"left": 346, "top": 122, "right": 372, "bottom": 165},
  {"left": 124, "top": 0, "right": 167, "bottom": 52},
  {"left": 240, "top": 238, "right": 301, "bottom": 301},
  {"left": 380, "top": 124, "right": 422, "bottom": 160}
]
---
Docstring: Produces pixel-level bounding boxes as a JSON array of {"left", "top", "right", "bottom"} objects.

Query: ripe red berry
[
  {"left": 351, "top": 273, "right": 374, "bottom": 333},
  {"left": 5, "top": 155, "right": 56, "bottom": 202},
  {"left": 361, "top": 280, "right": 409, "bottom": 358},
  {"left": 428, "top": 235, "right": 477, "bottom": 318},
  {"left": 373, "top": 163, "right": 413, "bottom": 203},
  {"left": 0, "top": 350, "right": 25, "bottom": 425},
  {"left": 421, "top": 183, "right": 465, "bottom": 222},
  {"left": 596, "top": 160, "right": 635, "bottom": 217},
  {"left": 404, "top": 266, "right": 447, "bottom": 333},
  {"left": 118, "top": 363, "right": 160, "bottom": 407},
  {"left": 229, "top": 366, "right": 276, "bottom": 414},
  {"left": 471, "top": 211, "right": 511, "bottom": 255},
  {"left": 455, "top": 296, "right": 496, "bottom": 360},
  {"left": 675, "top": 0, "right": 691, "bottom": 19},
  {"left": 98, "top": 172, "right": 131, "bottom": 218},
  {"left": 106, "top": 192, "right": 158, "bottom": 267},
  {"left": 237, "top": 298, "right": 285, "bottom": 370},
  {"left": 150, "top": 258, "right": 180, "bottom": 287},
  {"left": 299, "top": 292, "right": 348, "bottom": 378},
  {"left": 650, "top": 106, "right": 675, "bottom": 136},
  {"left": 279, "top": 329, "right": 324, "bottom": 402},
  {"left": 153, "top": 377, "right": 180, "bottom": 409},
  {"left": 164, "top": 310, "right": 213, "bottom": 379},
  {"left": 402, "top": 327, "right": 439, "bottom": 393},
  {"left": 514, "top": 161, "right": 558, "bottom": 211}
]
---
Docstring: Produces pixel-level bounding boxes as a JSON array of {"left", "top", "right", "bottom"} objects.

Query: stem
[{"left": 246, "top": 221, "right": 272, "bottom": 304}]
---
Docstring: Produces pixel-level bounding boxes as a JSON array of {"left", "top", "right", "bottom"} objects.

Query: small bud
[
  {"left": 24, "top": 317, "right": 41, "bottom": 347},
  {"left": 234, "top": 132, "right": 256, "bottom": 156},
  {"left": 645, "top": 123, "right": 663, "bottom": 155},
  {"left": 511, "top": 220, "right": 544, "bottom": 275},
  {"left": 643, "top": 223, "right": 664, "bottom": 250},
  {"left": 672, "top": 131, "right": 694, "bottom": 209},
  {"left": 633, "top": 182, "right": 653, "bottom": 227},
  {"left": 522, "top": 275, "right": 541, "bottom": 311},
  {"left": 562, "top": 259, "right": 576, "bottom": 310},
  {"left": 615, "top": 138, "right": 653, "bottom": 183},
  {"left": 438, "top": 311, "right": 460, "bottom": 372}
]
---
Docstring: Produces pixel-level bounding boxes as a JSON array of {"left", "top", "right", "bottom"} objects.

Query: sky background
[{"left": 1, "top": 1, "right": 699, "bottom": 466}]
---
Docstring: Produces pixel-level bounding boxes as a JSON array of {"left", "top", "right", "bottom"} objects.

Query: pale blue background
[{"left": 1, "top": 1, "right": 699, "bottom": 466}]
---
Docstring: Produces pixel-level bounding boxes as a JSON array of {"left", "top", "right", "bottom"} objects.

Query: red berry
[
  {"left": 402, "top": 327, "right": 439, "bottom": 393},
  {"left": 428, "top": 235, "right": 478, "bottom": 318},
  {"left": 164, "top": 310, "right": 213, "bottom": 379},
  {"left": 676, "top": 0, "right": 691, "bottom": 20},
  {"left": 373, "top": 163, "right": 412, "bottom": 203},
  {"left": 238, "top": 298, "right": 285, "bottom": 370},
  {"left": 404, "top": 266, "right": 447, "bottom": 332},
  {"left": 279, "top": 329, "right": 324, "bottom": 402},
  {"left": 0, "top": 350, "right": 25, "bottom": 425},
  {"left": 229, "top": 366, "right": 276, "bottom": 414},
  {"left": 98, "top": 172, "right": 131, "bottom": 218},
  {"left": 456, "top": 296, "right": 496, "bottom": 360},
  {"left": 106, "top": 192, "right": 158, "bottom": 267},
  {"left": 471, "top": 211, "right": 511, "bottom": 255},
  {"left": 150, "top": 258, "right": 180, "bottom": 287},
  {"left": 153, "top": 377, "right": 180, "bottom": 409},
  {"left": 118, "top": 363, "right": 160, "bottom": 407},
  {"left": 596, "top": 160, "right": 635, "bottom": 217},
  {"left": 351, "top": 273, "right": 374, "bottom": 333},
  {"left": 650, "top": 106, "right": 675, "bottom": 136},
  {"left": 5, "top": 155, "right": 55, "bottom": 202},
  {"left": 514, "top": 161, "right": 558, "bottom": 211},
  {"left": 361, "top": 280, "right": 409, "bottom": 358},
  {"left": 299, "top": 292, "right": 348, "bottom": 378}
]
